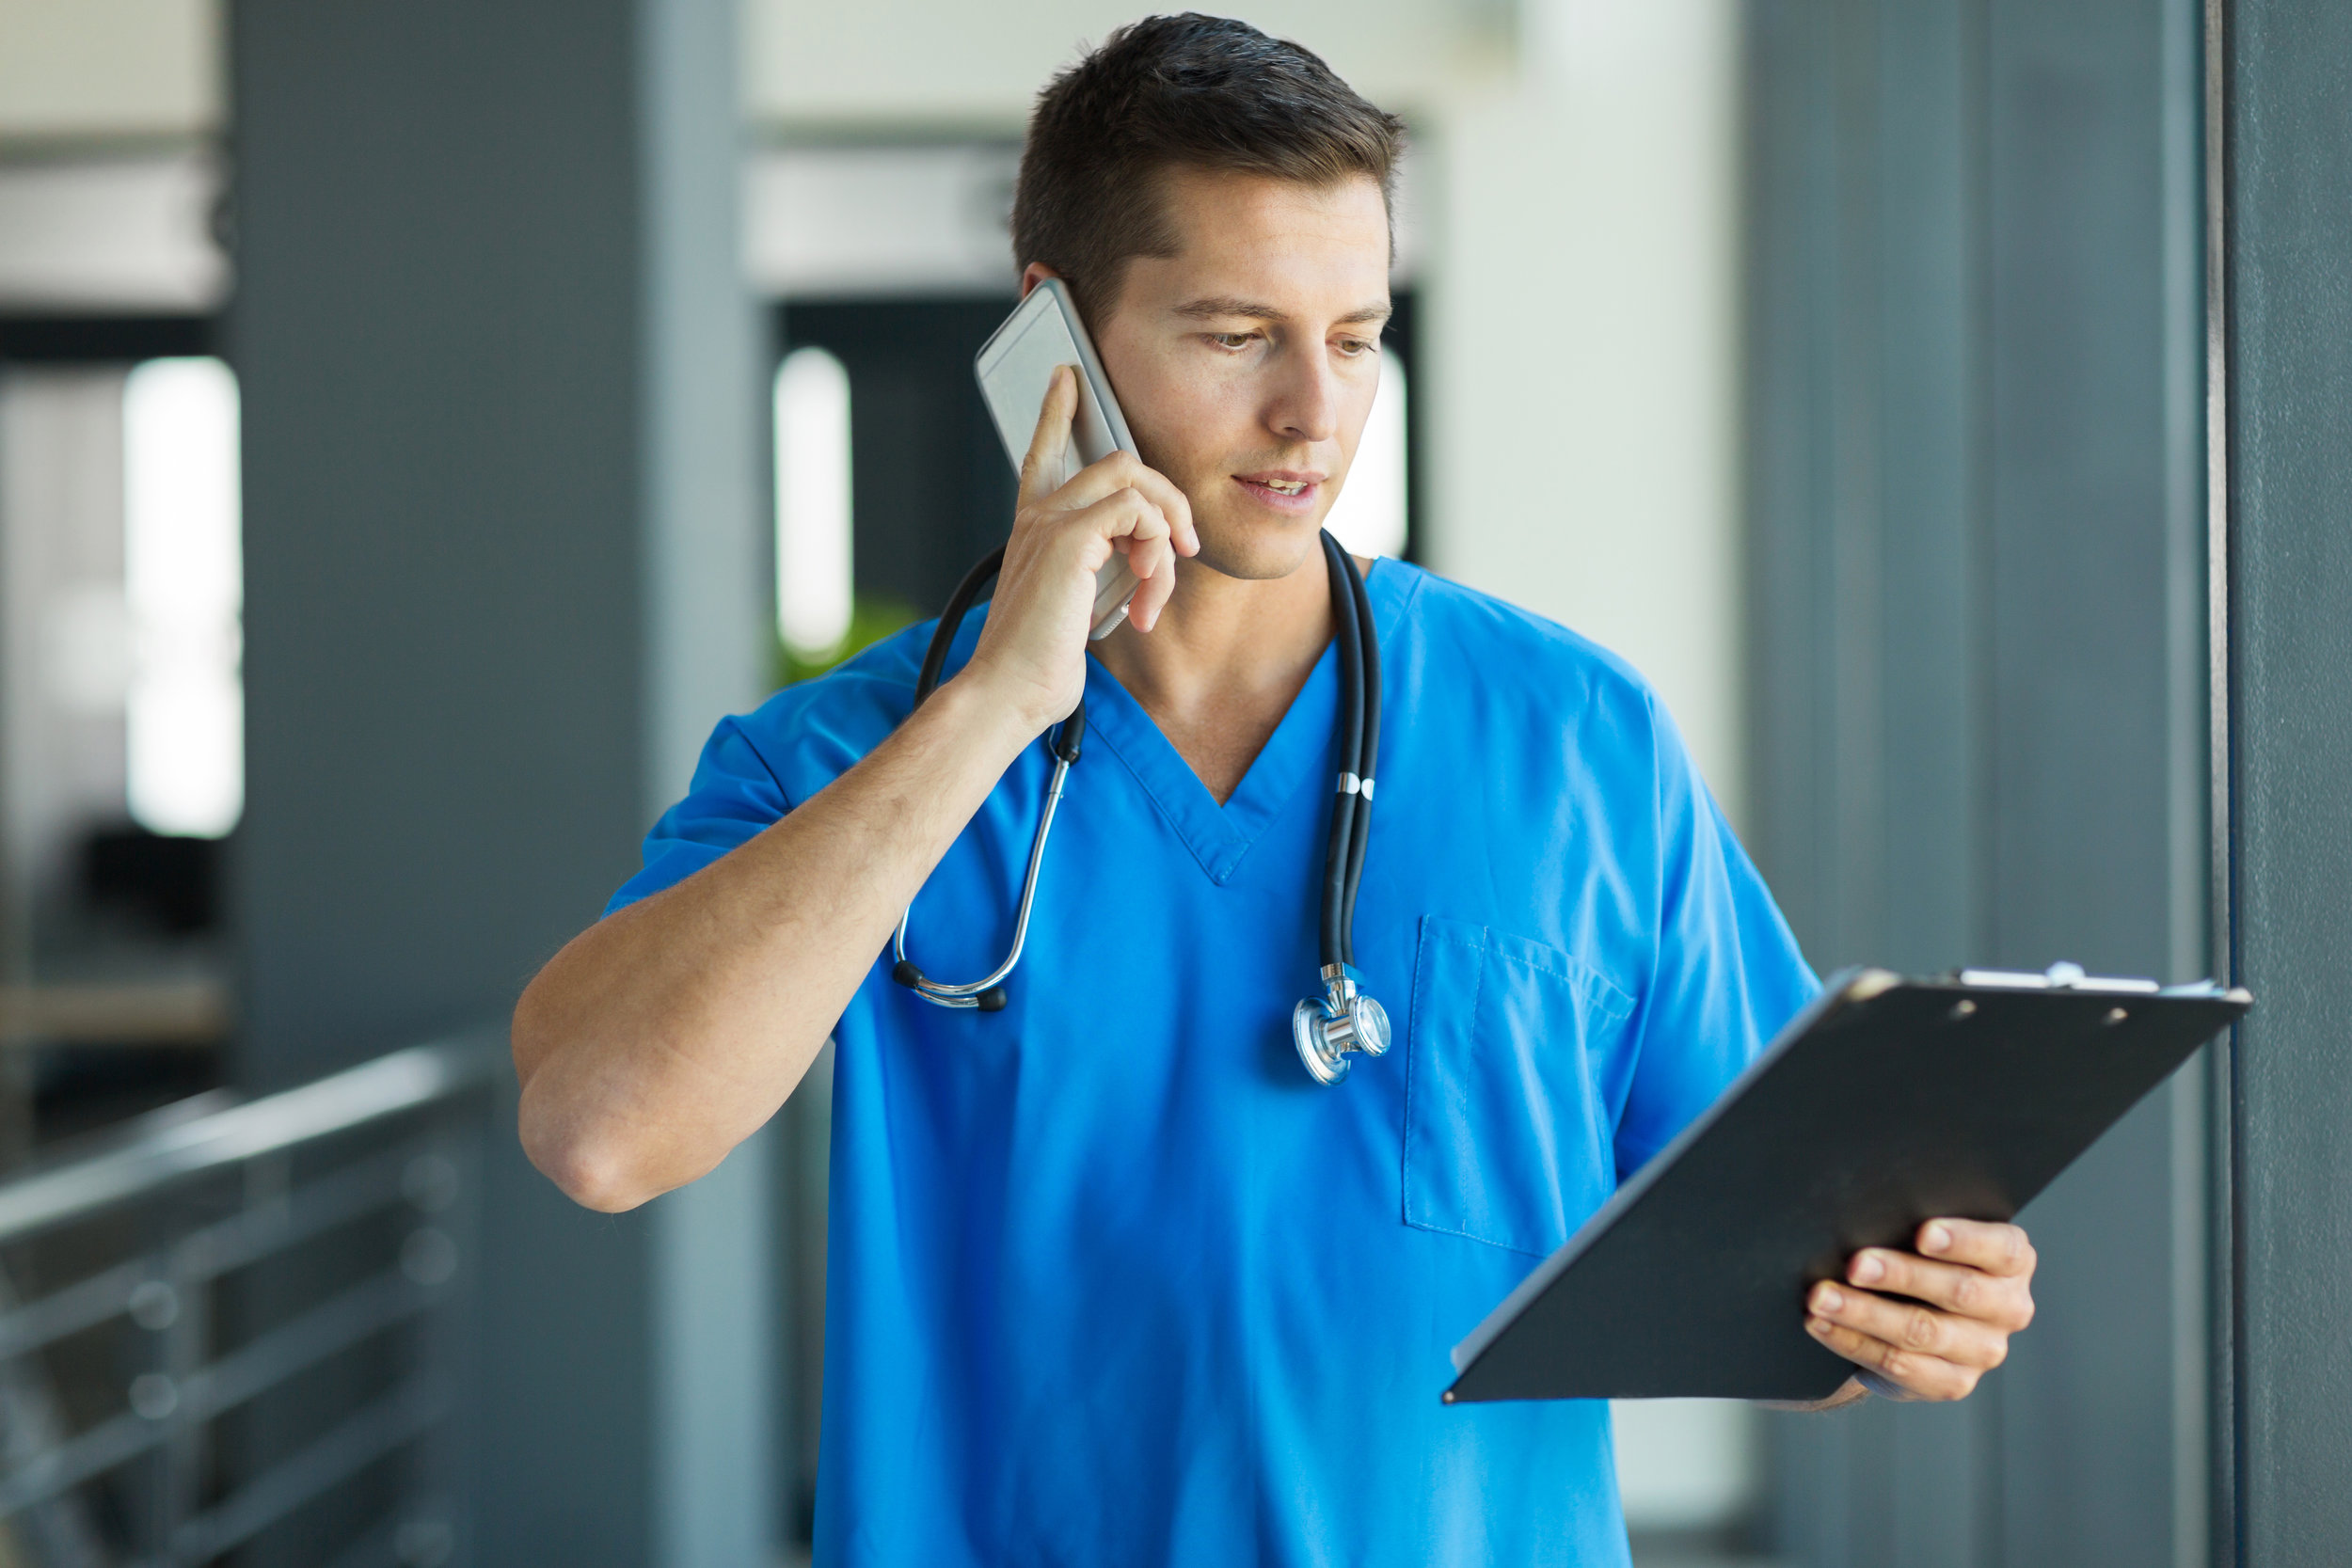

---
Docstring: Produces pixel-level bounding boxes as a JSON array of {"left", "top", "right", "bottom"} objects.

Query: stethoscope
[{"left": 889, "top": 528, "right": 1391, "bottom": 1085}]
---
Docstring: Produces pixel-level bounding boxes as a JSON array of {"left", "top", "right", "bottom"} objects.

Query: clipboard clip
[{"left": 1952, "top": 961, "right": 2162, "bottom": 995}]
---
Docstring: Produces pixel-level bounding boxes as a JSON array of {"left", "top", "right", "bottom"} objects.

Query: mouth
[{"left": 1233, "top": 472, "right": 1324, "bottom": 512}]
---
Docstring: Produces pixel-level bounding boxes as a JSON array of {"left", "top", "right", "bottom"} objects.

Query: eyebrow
[{"left": 1170, "top": 296, "right": 1393, "bottom": 328}]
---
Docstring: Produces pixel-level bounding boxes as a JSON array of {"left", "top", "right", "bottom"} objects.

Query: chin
[{"left": 1188, "top": 513, "right": 1329, "bottom": 582}]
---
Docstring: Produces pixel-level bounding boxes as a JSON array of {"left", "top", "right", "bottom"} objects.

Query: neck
[{"left": 1090, "top": 544, "right": 1347, "bottom": 804}]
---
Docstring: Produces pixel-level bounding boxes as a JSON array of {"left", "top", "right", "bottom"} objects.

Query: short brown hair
[{"left": 1011, "top": 13, "right": 1406, "bottom": 322}]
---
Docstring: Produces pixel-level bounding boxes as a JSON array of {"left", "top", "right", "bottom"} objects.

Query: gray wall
[
  {"left": 230, "top": 0, "right": 773, "bottom": 1560},
  {"left": 2223, "top": 1, "right": 2352, "bottom": 1562},
  {"left": 1743, "top": 0, "right": 2211, "bottom": 1562}
]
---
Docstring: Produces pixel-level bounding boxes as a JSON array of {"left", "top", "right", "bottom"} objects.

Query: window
[
  {"left": 773, "top": 346, "right": 853, "bottom": 658},
  {"left": 121, "top": 356, "right": 240, "bottom": 839}
]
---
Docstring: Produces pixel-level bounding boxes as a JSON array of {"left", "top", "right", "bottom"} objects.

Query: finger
[
  {"left": 1845, "top": 1248, "right": 2035, "bottom": 1330},
  {"left": 1048, "top": 451, "right": 1197, "bottom": 555},
  {"left": 1128, "top": 544, "right": 1181, "bottom": 632},
  {"left": 1073, "top": 486, "right": 1173, "bottom": 555},
  {"left": 1053, "top": 489, "right": 1173, "bottom": 629},
  {"left": 1056, "top": 452, "right": 1194, "bottom": 554},
  {"left": 1804, "top": 1314, "right": 1980, "bottom": 1401},
  {"left": 1917, "top": 1218, "right": 2037, "bottom": 1279},
  {"left": 1121, "top": 461, "right": 1198, "bottom": 557},
  {"left": 1120, "top": 499, "right": 1180, "bottom": 589},
  {"left": 1018, "top": 366, "right": 1080, "bottom": 504},
  {"left": 1808, "top": 1281, "right": 2011, "bottom": 1370}
]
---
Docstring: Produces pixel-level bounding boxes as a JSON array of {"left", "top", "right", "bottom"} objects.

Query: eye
[
  {"left": 1335, "top": 337, "right": 1377, "bottom": 358},
  {"left": 1209, "top": 332, "right": 1258, "bottom": 351}
]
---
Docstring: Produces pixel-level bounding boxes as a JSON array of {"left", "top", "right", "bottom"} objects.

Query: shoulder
[
  {"left": 723, "top": 619, "right": 944, "bottom": 805},
  {"left": 1385, "top": 561, "right": 1668, "bottom": 742}
]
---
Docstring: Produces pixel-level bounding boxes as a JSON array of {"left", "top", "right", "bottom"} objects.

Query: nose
[{"left": 1266, "top": 341, "right": 1342, "bottom": 447}]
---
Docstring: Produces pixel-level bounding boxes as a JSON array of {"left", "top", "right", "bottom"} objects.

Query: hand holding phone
[
  {"left": 961, "top": 365, "right": 1195, "bottom": 735},
  {"left": 975, "top": 279, "right": 1154, "bottom": 639}
]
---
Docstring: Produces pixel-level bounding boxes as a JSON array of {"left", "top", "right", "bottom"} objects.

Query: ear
[{"left": 1019, "top": 261, "right": 1060, "bottom": 300}]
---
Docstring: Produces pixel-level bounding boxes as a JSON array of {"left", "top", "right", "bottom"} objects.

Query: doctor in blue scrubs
[{"left": 514, "top": 16, "right": 2039, "bottom": 1566}]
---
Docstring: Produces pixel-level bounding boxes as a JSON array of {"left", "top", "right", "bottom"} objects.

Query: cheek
[{"left": 1123, "top": 362, "right": 1256, "bottom": 479}]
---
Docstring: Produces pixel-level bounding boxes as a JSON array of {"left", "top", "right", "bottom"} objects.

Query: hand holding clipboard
[{"left": 1444, "top": 966, "right": 2249, "bottom": 1404}]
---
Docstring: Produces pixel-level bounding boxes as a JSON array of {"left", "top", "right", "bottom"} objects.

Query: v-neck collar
[{"left": 1076, "top": 558, "right": 1422, "bottom": 885}]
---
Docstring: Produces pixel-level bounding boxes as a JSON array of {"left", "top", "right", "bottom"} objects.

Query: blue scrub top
[{"left": 610, "top": 560, "right": 1818, "bottom": 1568}]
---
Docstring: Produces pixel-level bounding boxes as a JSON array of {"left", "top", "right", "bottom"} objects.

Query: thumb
[{"left": 1017, "top": 365, "right": 1079, "bottom": 503}]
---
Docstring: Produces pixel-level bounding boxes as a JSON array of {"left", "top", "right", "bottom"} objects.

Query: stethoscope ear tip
[{"left": 977, "top": 987, "right": 1010, "bottom": 1013}]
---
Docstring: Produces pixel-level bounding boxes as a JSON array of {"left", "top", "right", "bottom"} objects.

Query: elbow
[
  {"left": 509, "top": 979, "right": 644, "bottom": 1211},
  {"left": 518, "top": 1094, "right": 658, "bottom": 1213},
  {"left": 513, "top": 1026, "right": 660, "bottom": 1213},
  {"left": 507, "top": 960, "right": 725, "bottom": 1214},
  {"left": 548, "top": 1156, "right": 656, "bottom": 1216}
]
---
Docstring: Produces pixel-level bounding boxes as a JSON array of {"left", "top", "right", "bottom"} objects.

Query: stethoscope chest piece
[{"left": 1294, "top": 964, "right": 1391, "bottom": 1086}]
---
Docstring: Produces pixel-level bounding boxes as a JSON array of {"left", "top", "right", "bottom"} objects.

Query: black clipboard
[{"left": 1443, "top": 966, "right": 2251, "bottom": 1404}]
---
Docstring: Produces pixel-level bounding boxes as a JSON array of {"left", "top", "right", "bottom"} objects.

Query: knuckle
[
  {"left": 1985, "top": 1337, "right": 2009, "bottom": 1370},
  {"left": 1948, "top": 1271, "right": 1980, "bottom": 1313},
  {"left": 1877, "top": 1349, "right": 1910, "bottom": 1382},
  {"left": 1903, "top": 1307, "right": 1942, "bottom": 1350}
]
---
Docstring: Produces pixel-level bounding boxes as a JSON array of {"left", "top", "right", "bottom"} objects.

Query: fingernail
[
  {"left": 1815, "top": 1286, "right": 1844, "bottom": 1313},
  {"left": 1924, "top": 1224, "right": 1952, "bottom": 1254},
  {"left": 1806, "top": 1316, "right": 1830, "bottom": 1337},
  {"left": 1851, "top": 1253, "right": 1884, "bottom": 1285}
]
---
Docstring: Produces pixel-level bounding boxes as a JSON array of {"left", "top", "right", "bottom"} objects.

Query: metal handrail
[
  {"left": 0, "top": 1035, "right": 501, "bottom": 1245},
  {"left": 0, "top": 1033, "right": 499, "bottom": 1559}
]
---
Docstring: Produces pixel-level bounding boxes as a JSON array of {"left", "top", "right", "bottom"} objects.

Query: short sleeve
[
  {"left": 1611, "top": 706, "right": 1820, "bottom": 1179},
  {"left": 604, "top": 717, "right": 795, "bottom": 916}
]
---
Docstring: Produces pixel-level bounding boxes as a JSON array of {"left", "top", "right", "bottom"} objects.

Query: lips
[{"left": 1235, "top": 471, "right": 1325, "bottom": 511}]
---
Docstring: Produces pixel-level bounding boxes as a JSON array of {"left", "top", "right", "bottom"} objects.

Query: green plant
[{"left": 774, "top": 593, "right": 921, "bottom": 689}]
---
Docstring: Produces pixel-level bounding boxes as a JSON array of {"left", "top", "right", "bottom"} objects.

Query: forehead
[{"left": 1138, "top": 167, "right": 1391, "bottom": 304}]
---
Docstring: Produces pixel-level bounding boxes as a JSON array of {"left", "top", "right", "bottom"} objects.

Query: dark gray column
[
  {"left": 1745, "top": 0, "right": 2209, "bottom": 1563},
  {"left": 2224, "top": 1, "right": 2352, "bottom": 1561},
  {"left": 230, "top": 0, "right": 772, "bottom": 1561}
]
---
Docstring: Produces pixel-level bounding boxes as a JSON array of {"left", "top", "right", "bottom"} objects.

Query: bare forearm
[
  {"left": 516, "top": 363, "right": 1194, "bottom": 1212},
  {"left": 513, "top": 673, "right": 1040, "bottom": 1210}
]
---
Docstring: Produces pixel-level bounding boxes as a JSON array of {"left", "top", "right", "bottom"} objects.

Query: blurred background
[{"left": 0, "top": 0, "right": 2344, "bottom": 1563}]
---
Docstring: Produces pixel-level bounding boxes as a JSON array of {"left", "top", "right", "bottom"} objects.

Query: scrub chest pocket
[{"left": 1403, "top": 915, "right": 1635, "bottom": 1258}]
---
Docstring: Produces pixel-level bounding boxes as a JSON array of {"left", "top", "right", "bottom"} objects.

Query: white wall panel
[
  {"left": 743, "top": 0, "right": 1507, "bottom": 128},
  {"left": 0, "top": 0, "right": 219, "bottom": 142},
  {"left": 1423, "top": 0, "right": 1745, "bottom": 827}
]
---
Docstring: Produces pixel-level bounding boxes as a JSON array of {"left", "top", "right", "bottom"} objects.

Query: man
[{"left": 514, "top": 15, "right": 2037, "bottom": 1564}]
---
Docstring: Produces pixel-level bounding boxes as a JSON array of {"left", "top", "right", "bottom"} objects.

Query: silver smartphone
[{"left": 974, "top": 277, "right": 1140, "bottom": 640}]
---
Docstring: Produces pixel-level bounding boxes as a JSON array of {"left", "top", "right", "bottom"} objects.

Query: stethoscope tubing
[
  {"left": 1340, "top": 536, "right": 1380, "bottom": 962},
  {"left": 889, "top": 748, "right": 1071, "bottom": 1007},
  {"left": 891, "top": 531, "right": 1382, "bottom": 1070},
  {"left": 1320, "top": 530, "right": 1369, "bottom": 972}
]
